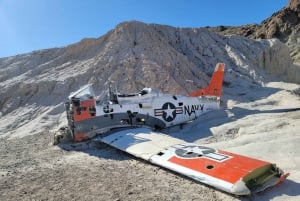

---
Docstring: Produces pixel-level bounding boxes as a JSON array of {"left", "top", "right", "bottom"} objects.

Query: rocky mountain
[
  {"left": 208, "top": 0, "right": 300, "bottom": 65},
  {"left": 0, "top": 0, "right": 299, "bottom": 136}
]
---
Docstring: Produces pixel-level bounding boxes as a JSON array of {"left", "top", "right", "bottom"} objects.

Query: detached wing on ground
[{"left": 95, "top": 128, "right": 288, "bottom": 196}]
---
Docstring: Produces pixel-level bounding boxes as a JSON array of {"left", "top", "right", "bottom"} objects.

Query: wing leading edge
[{"left": 95, "top": 128, "right": 288, "bottom": 195}]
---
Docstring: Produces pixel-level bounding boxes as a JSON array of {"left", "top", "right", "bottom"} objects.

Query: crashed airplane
[{"left": 54, "top": 63, "right": 288, "bottom": 195}]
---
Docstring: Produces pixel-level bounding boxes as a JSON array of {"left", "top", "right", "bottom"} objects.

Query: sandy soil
[{"left": 0, "top": 131, "right": 242, "bottom": 201}]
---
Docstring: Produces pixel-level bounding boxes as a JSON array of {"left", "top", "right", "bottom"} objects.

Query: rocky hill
[
  {"left": 0, "top": 20, "right": 297, "bottom": 118},
  {"left": 208, "top": 0, "right": 300, "bottom": 65}
]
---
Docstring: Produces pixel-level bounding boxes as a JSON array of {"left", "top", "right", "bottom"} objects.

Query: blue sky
[{"left": 0, "top": 0, "right": 287, "bottom": 58}]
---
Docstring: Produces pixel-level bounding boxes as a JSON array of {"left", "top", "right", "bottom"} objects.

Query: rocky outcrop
[
  {"left": 255, "top": 0, "right": 299, "bottom": 41},
  {"left": 208, "top": 0, "right": 300, "bottom": 67}
]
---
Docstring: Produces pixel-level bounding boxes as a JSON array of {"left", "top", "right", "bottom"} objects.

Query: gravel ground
[{"left": 0, "top": 132, "right": 246, "bottom": 201}]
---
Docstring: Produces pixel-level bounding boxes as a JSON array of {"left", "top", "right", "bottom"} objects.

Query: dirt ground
[{"left": 0, "top": 131, "right": 250, "bottom": 201}]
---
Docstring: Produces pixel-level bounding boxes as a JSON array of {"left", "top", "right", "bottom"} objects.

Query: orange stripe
[
  {"left": 168, "top": 149, "right": 270, "bottom": 184},
  {"left": 74, "top": 132, "right": 87, "bottom": 142},
  {"left": 73, "top": 99, "right": 96, "bottom": 122}
]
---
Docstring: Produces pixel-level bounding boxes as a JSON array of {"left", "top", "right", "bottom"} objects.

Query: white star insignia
[{"left": 164, "top": 103, "right": 175, "bottom": 119}]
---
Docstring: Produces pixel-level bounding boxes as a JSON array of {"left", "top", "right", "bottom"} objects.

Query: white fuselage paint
[{"left": 95, "top": 91, "right": 220, "bottom": 128}]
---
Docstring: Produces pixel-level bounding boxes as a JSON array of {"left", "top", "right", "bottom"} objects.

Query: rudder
[{"left": 189, "top": 63, "right": 225, "bottom": 97}]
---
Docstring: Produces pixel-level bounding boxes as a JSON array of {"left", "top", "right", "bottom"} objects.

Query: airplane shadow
[
  {"left": 165, "top": 106, "right": 300, "bottom": 143},
  {"left": 249, "top": 179, "right": 300, "bottom": 201},
  {"left": 57, "top": 140, "right": 132, "bottom": 161}
]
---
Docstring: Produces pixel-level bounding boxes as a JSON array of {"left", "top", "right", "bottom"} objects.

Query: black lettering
[
  {"left": 184, "top": 104, "right": 204, "bottom": 116},
  {"left": 191, "top": 105, "right": 196, "bottom": 113},
  {"left": 184, "top": 105, "right": 192, "bottom": 116},
  {"left": 200, "top": 104, "right": 204, "bottom": 111}
]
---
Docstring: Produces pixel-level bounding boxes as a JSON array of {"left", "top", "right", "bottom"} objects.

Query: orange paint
[
  {"left": 168, "top": 149, "right": 270, "bottom": 184},
  {"left": 189, "top": 63, "right": 225, "bottom": 97},
  {"left": 74, "top": 132, "right": 87, "bottom": 142},
  {"left": 73, "top": 98, "right": 96, "bottom": 122}
]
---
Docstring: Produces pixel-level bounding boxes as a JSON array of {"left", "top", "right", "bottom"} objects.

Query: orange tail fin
[{"left": 189, "top": 63, "right": 225, "bottom": 97}]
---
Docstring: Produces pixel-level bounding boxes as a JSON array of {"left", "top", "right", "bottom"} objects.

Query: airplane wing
[{"left": 95, "top": 128, "right": 288, "bottom": 195}]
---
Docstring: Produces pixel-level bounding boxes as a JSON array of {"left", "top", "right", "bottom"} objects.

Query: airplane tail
[{"left": 189, "top": 63, "right": 225, "bottom": 97}]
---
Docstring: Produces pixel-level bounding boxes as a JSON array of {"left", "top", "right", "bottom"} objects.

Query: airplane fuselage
[
  {"left": 66, "top": 87, "right": 220, "bottom": 142},
  {"left": 97, "top": 92, "right": 220, "bottom": 128},
  {"left": 65, "top": 63, "right": 225, "bottom": 142}
]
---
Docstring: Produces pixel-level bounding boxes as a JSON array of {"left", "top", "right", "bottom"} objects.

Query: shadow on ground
[{"left": 165, "top": 106, "right": 300, "bottom": 142}]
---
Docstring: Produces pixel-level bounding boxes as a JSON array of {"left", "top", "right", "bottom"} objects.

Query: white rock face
[{"left": 0, "top": 21, "right": 300, "bottom": 201}]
